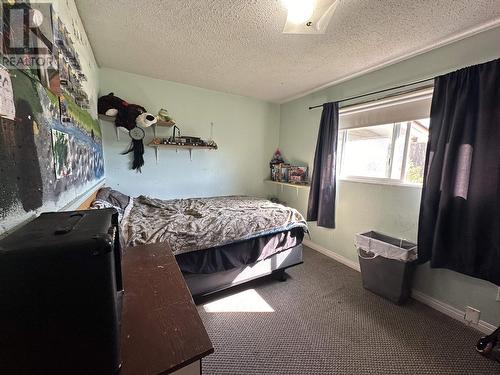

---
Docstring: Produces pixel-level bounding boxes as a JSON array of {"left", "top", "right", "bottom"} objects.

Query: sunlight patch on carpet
[{"left": 203, "top": 289, "right": 274, "bottom": 313}]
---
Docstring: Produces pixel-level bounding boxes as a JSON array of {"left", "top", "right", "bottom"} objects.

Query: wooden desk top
[{"left": 120, "top": 243, "right": 213, "bottom": 375}]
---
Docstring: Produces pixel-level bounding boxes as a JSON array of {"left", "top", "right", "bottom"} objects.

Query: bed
[{"left": 89, "top": 188, "right": 308, "bottom": 297}]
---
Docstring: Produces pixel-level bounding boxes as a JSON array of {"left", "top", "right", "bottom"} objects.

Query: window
[{"left": 338, "top": 119, "right": 429, "bottom": 184}]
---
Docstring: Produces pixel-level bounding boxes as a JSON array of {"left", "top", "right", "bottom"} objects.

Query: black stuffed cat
[
  {"left": 97, "top": 93, "right": 146, "bottom": 130},
  {"left": 97, "top": 92, "right": 125, "bottom": 117}
]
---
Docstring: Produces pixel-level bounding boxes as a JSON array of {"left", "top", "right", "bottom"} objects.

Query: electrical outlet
[
  {"left": 464, "top": 306, "right": 481, "bottom": 324},
  {"left": 496, "top": 287, "right": 500, "bottom": 302}
]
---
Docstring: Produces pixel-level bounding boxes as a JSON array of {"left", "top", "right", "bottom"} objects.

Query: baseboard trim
[
  {"left": 304, "top": 239, "right": 495, "bottom": 335},
  {"left": 303, "top": 239, "right": 361, "bottom": 272},
  {"left": 412, "top": 290, "right": 495, "bottom": 335},
  {"left": 478, "top": 320, "right": 497, "bottom": 335}
]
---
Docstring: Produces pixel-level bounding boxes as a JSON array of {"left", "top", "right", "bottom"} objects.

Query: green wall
[
  {"left": 272, "top": 26, "right": 500, "bottom": 327},
  {"left": 98, "top": 27, "right": 500, "bottom": 327},
  {"left": 99, "top": 68, "right": 279, "bottom": 200}
]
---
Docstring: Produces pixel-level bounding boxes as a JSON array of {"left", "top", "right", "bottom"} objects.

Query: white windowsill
[{"left": 338, "top": 176, "right": 423, "bottom": 189}]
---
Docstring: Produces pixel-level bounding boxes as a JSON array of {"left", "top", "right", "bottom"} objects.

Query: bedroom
[{"left": 0, "top": 0, "right": 499, "bottom": 374}]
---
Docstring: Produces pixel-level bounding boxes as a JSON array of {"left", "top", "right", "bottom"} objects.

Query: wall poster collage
[{"left": 0, "top": 1, "right": 104, "bottom": 230}]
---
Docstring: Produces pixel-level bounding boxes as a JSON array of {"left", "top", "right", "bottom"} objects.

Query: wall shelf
[
  {"left": 265, "top": 180, "right": 310, "bottom": 196},
  {"left": 99, "top": 114, "right": 175, "bottom": 138},
  {"left": 98, "top": 114, "right": 116, "bottom": 122},
  {"left": 98, "top": 114, "right": 174, "bottom": 126},
  {"left": 156, "top": 119, "right": 175, "bottom": 127},
  {"left": 149, "top": 143, "right": 217, "bottom": 162},
  {"left": 98, "top": 114, "right": 125, "bottom": 140},
  {"left": 152, "top": 120, "right": 175, "bottom": 137}
]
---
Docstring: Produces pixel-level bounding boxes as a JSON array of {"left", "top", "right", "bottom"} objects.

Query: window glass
[
  {"left": 336, "top": 129, "right": 345, "bottom": 176},
  {"left": 404, "top": 119, "right": 429, "bottom": 184},
  {"left": 338, "top": 118, "right": 429, "bottom": 185},
  {"left": 341, "top": 124, "right": 393, "bottom": 178},
  {"left": 390, "top": 123, "right": 408, "bottom": 179}
]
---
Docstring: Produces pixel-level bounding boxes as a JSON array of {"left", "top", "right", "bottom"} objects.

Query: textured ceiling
[{"left": 75, "top": 0, "right": 500, "bottom": 102}]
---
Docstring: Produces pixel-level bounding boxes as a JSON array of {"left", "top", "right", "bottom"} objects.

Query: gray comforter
[{"left": 123, "top": 195, "right": 307, "bottom": 256}]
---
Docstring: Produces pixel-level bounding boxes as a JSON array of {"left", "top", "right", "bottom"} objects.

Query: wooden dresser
[{"left": 120, "top": 242, "right": 213, "bottom": 375}]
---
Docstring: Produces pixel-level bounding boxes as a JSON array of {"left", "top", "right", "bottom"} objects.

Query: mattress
[
  {"left": 123, "top": 195, "right": 307, "bottom": 256},
  {"left": 176, "top": 227, "right": 304, "bottom": 274},
  {"left": 91, "top": 189, "right": 308, "bottom": 274}
]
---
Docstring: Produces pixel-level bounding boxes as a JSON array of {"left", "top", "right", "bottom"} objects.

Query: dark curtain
[
  {"left": 418, "top": 58, "right": 500, "bottom": 286},
  {"left": 307, "top": 102, "right": 339, "bottom": 229}
]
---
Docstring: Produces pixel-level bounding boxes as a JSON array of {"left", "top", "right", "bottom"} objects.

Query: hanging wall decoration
[
  {"left": 98, "top": 93, "right": 157, "bottom": 172},
  {"left": 122, "top": 126, "right": 146, "bottom": 172}
]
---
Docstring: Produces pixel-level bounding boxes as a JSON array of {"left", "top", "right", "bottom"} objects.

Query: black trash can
[{"left": 355, "top": 231, "right": 417, "bottom": 305}]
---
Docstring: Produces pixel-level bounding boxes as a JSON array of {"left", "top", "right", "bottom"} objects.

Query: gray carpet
[{"left": 197, "top": 247, "right": 499, "bottom": 374}]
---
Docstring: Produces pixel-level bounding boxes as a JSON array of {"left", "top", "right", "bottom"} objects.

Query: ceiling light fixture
[
  {"left": 284, "top": 0, "right": 316, "bottom": 25},
  {"left": 283, "top": 0, "right": 338, "bottom": 34}
]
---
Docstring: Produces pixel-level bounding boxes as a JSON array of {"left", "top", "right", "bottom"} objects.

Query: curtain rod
[{"left": 308, "top": 77, "right": 435, "bottom": 110}]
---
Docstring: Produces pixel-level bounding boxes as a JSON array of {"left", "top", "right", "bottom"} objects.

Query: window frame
[{"left": 337, "top": 121, "right": 426, "bottom": 188}]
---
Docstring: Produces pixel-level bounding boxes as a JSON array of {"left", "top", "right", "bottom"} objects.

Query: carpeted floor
[{"left": 196, "top": 246, "right": 500, "bottom": 375}]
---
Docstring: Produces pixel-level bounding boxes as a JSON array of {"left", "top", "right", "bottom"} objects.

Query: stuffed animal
[
  {"left": 136, "top": 112, "right": 157, "bottom": 128},
  {"left": 97, "top": 92, "right": 125, "bottom": 118},
  {"left": 98, "top": 93, "right": 152, "bottom": 131},
  {"left": 98, "top": 93, "right": 156, "bottom": 172},
  {"left": 157, "top": 108, "right": 174, "bottom": 123},
  {"left": 116, "top": 103, "right": 147, "bottom": 130}
]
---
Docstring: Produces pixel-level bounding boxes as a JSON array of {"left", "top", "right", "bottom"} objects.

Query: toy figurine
[{"left": 270, "top": 148, "right": 284, "bottom": 165}]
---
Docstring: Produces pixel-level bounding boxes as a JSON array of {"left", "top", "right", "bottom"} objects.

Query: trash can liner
[{"left": 355, "top": 231, "right": 417, "bottom": 262}]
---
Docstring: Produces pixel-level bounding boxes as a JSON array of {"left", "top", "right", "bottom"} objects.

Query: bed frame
[
  {"left": 77, "top": 189, "right": 99, "bottom": 210},
  {"left": 183, "top": 244, "right": 303, "bottom": 299},
  {"left": 79, "top": 186, "right": 304, "bottom": 298}
]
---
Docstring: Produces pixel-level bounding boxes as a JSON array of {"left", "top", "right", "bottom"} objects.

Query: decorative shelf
[
  {"left": 98, "top": 114, "right": 127, "bottom": 140},
  {"left": 152, "top": 120, "right": 175, "bottom": 137},
  {"left": 156, "top": 119, "right": 175, "bottom": 127},
  {"left": 98, "top": 114, "right": 176, "bottom": 139},
  {"left": 98, "top": 114, "right": 174, "bottom": 127},
  {"left": 265, "top": 180, "right": 310, "bottom": 196},
  {"left": 149, "top": 143, "right": 217, "bottom": 162},
  {"left": 98, "top": 114, "right": 116, "bottom": 122}
]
